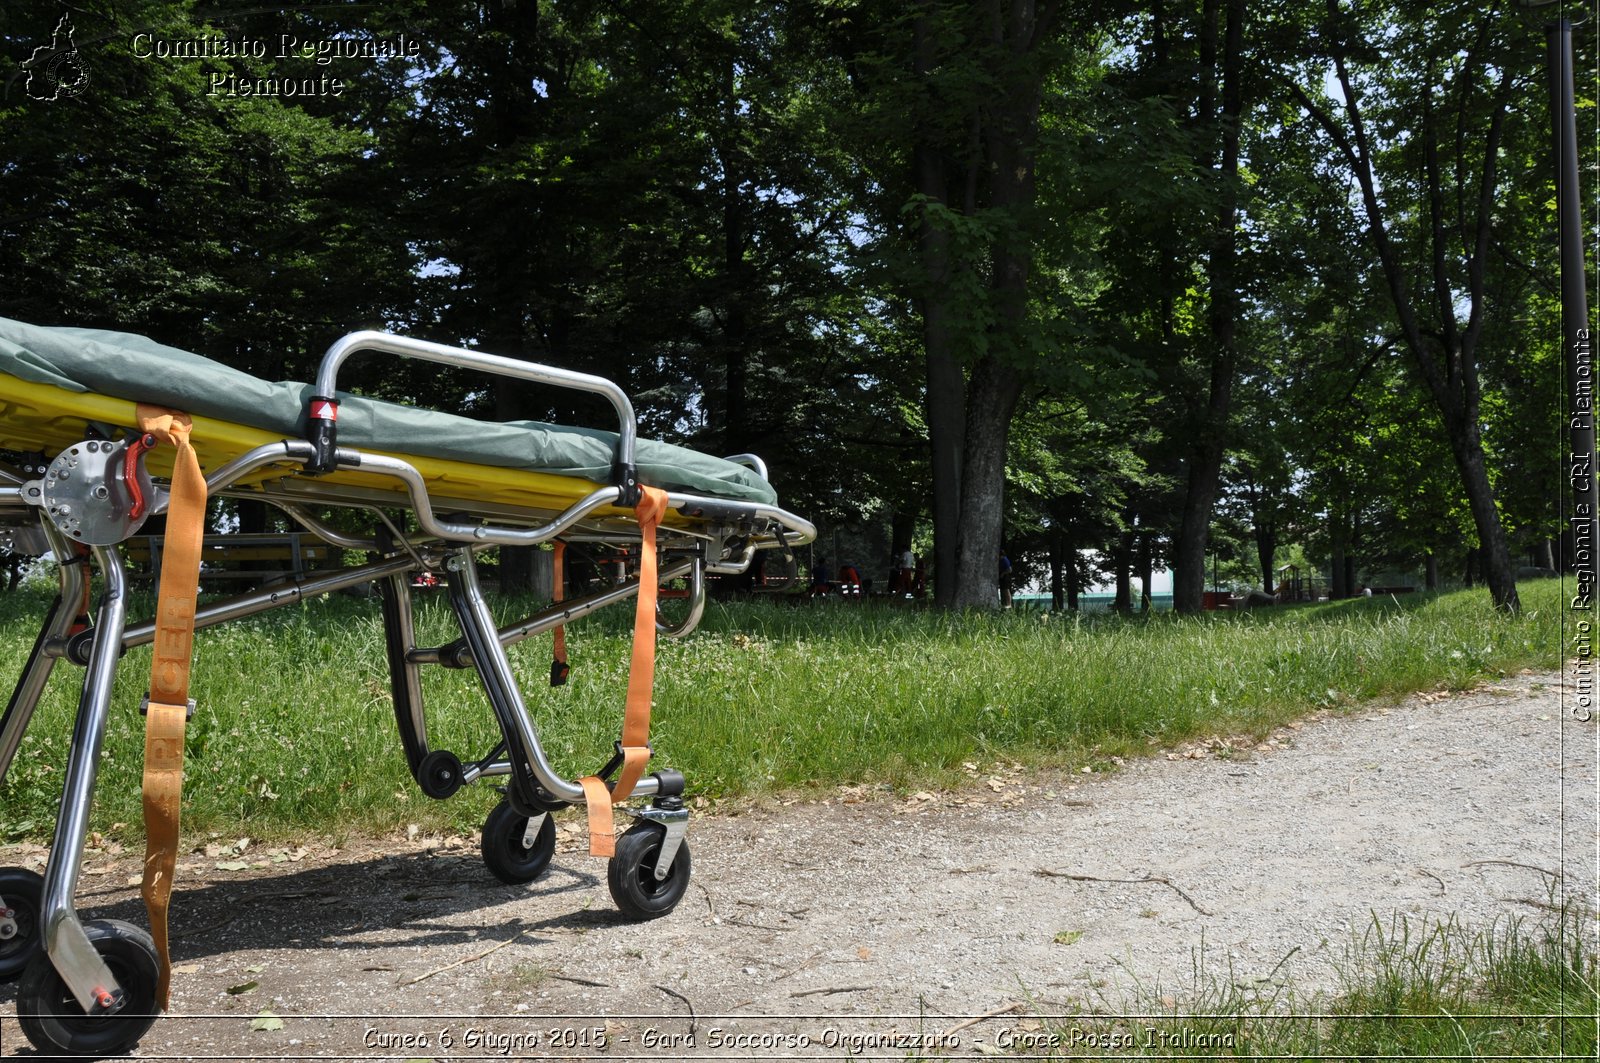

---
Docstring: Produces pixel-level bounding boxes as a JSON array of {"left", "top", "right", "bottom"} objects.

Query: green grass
[
  {"left": 1022, "top": 902, "right": 1597, "bottom": 1059},
  {"left": 0, "top": 577, "right": 1565, "bottom": 842}
]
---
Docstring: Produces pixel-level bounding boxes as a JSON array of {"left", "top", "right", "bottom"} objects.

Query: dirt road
[{"left": 0, "top": 671, "right": 1592, "bottom": 1059}]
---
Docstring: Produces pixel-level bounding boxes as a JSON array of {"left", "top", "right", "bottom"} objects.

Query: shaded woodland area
[{"left": 1, "top": 0, "right": 1590, "bottom": 610}]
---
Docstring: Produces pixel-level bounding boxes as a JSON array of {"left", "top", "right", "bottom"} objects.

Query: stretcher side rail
[{"left": 188, "top": 440, "right": 817, "bottom": 555}]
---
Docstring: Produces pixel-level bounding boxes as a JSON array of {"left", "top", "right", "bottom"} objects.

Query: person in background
[
  {"left": 810, "top": 557, "right": 832, "bottom": 596},
  {"left": 896, "top": 547, "right": 915, "bottom": 596},
  {"left": 838, "top": 561, "right": 863, "bottom": 596},
  {"left": 998, "top": 549, "right": 1014, "bottom": 609}
]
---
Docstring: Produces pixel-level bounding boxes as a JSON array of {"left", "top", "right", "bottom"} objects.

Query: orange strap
[
  {"left": 551, "top": 542, "right": 568, "bottom": 686},
  {"left": 579, "top": 486, "right": 668, "bottom": 857},
  {"left": 136, "top": 406, "right": 207, "bottom": 1011}
]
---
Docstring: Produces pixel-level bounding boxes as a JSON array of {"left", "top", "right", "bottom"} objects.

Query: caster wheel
[
  {"left": 17, "top": 918, "right": 160, "bottom": 1058},
  {"left": 607, "top": 820, "right": 690, "bottom": 920},
  {"left": 417, "top": 749, "right": 464, "bottom": 799},
  {"left": 480, "top": 800, "right": 556, "bottom": 884},
  {"left": 0, "top": 866, "right": 44, "bottom": 981}
]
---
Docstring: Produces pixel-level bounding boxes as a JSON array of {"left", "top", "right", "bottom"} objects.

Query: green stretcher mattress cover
[{"left": 0, "top": 317, "right": 777, "bottom": 506}]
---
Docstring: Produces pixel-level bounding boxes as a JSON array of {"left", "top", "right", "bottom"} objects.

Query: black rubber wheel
[
  {"left": 0, "top": 867, "right": 44, "bottom": 981},
  {"left": 607, "top": 820, "right": 691, "bottom": 920},
  {"left": 416, "top": 749, "right": 464, "bottom": 799},
  {"left": 480, "top": 800, "right": 557, "bottom": 884},
  {"left": 17, "top": 918, "right": 160, "bottom": 1058}
]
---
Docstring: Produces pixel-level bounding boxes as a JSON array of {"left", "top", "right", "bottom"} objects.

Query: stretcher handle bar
[
  {"left": 205, "top": 441, "right": 318, "bottom": 495},
  {"left": 410, "top": 558, "right": 695, "bottom": 667},
  {"left": 356, "top": 451, "right": 622, "bottom": 546},
  {"left": 721, "top": 453, "right": 769, "bottom": 482},
  {"left": 312, "top": 331, "right": 639, "bottom": 497},
  {"left": 134, "top": 441, "right": 360, "bottom": 518},
  {"left": 203, "top": 440, "right": 363, "bottom": 498}
]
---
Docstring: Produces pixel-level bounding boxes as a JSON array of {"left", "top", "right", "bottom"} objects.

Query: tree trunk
[
  {"left": 721, "top": 74, "right": 751, "bottom": 456},
  {"left": 1425, "top": 551, "right": 1439, "bottom": 591},
  {"left": 950, "top": 358, "right": 1023, "bottom": 609},
  {"left": 1448, "top": 425, "right": 1520, "bottom": 609},
  {"left": 1063, "top": 521, "right": 1080, "bottom": 611},
  {"left": 1113, "top": 530, "right": 1133, "bottom": 614},
  {"left": 1255, "top": 516, "right": 1276, "bottom": 595},
  {"left": 914, "top": 148, "right": 964, "bottom": 609},
  {"left": 1137, "top": 534, "right": 1154, "bottom": 612},
  {"left": 1330, "top": 510, "right": 1348, "bottom": 598},
  {"left": 234, "top": 499, "right": 271, "bottom": 586},
  {"left": 1049, "top": 524, "right": 1065, "bottom": 612},
  {"left": 890, "top": 510, "right": 917, "bottom": 593},
  {"left": 1170, "top": 0, "right": 1245, "bottom": 615}
]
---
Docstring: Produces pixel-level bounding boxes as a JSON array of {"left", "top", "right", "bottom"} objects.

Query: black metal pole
[{"left": 1547, "top": 17, "right": 1596, "bottom": 604}]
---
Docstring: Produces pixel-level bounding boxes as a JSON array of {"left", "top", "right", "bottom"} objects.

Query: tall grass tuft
[
  {"left": 0, "top": 578, "right": 1564, "bottom": 841},
  {"left": 1035, "top": 903, "right": 1597, "bottom": 1058}
]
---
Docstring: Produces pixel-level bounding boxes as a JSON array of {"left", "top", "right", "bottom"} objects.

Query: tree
[
  {"left": 1283, "top": 0, "right": 1539, "bottom": 611},
  {"left": 0, "top": 2, "right": 417, "bottom": 370},
  {"left": 823, "top": 0, "right": 1100, "bottom": 607}
]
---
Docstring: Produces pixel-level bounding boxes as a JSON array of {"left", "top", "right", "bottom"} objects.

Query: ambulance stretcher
[{"left": 0, "top": 317, "right": 813, "bottom": 1056}]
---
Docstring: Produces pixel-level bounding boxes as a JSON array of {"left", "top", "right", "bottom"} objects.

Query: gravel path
[{"left": 0, "top": 670, "right": 1592, "bottom": 1058}]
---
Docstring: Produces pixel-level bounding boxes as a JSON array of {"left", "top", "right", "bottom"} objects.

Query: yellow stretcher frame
[{"left": 0, "top": 374, "right": 640, "bottom": 526}]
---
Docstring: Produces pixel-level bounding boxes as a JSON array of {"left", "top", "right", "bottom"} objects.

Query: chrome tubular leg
[
  {"left": 380, "top": 572, "right": 429, "bottom": 772},
  {"left": 41, "top": 545, "right": 129, "bottom": 1013},
  {"left": 448, "top": 548, "right": 587, "bottom": 805},
  {"left": 0, "top": 522, "right": 85, "bottom": 782},
  {"left": 446, "top": 546, "right": 661, "bottom": 805}
]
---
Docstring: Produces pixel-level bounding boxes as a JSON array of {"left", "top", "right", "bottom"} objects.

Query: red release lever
[{"left": 124, "top": 433, "right": 157, "bottom": 521}]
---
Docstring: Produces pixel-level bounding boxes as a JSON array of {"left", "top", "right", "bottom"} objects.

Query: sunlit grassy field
[{"left": 0, "top": 576, "right": 1565, "bottom": 842}]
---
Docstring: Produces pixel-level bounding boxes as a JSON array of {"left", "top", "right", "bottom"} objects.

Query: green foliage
[
  {"left": 0, "top": 1, "right": 418, "bottom": 382},
  {"left": 0, "top": 0, "right": 1583, "bottom": 606}
]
